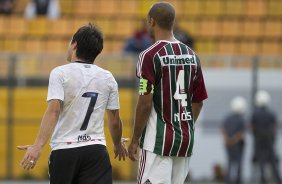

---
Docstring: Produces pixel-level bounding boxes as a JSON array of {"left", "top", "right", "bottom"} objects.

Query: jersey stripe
[
  {"left": 153, "top": 55, "right": 165, "bottom": 154},
  {"left": 162, "top": 44, "right": 175, "bottom": 156},
  {"left": 170, "top": 65, "right": 182, "bottom": 156},
  {"left": 154, "top": 115, "right": 166, "bottom": 154},
  {"left": 162, "top": 65, "right": 174, "bottom": 155},
  {"left": 183, "top": 44, "right": 194, "bottom": 157},
  {"left": 177, "top": 43, "right": 190, "bottom": 156},
  {"left": 175, "top": 43, "right": 185, "bottom": 156},
  {"left": 170, "top": 43, "right": 183, "bottom": 156},
  {"left": 175, "top": 44, "right": 185, "bottom": 156},
  {"left": 154, "top": 54, "right": 166, "bottom": 155},
  {"left": 184, "top": 64, "right": 192, "bottom": 157},
  {"left": 165, "top": 43, "right": 178, "bottom": 156}
]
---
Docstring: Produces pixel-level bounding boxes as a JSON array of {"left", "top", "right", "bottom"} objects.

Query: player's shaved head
[{"left": 148, "top": 2, "right": 175, "bottom": 30}]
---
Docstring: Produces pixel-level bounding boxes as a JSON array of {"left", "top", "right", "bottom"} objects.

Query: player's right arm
[
  {"left": 107, "top": 109, "right": 128, "bottom": 161},
  {"left": 17, "top": 99, "right": 61, "bottom": 170},
  {"left": 17, "top": 67, "right": 64, "bottom": 170},
  {"left": 191, "top": 57, "right": 208, "bottom": 123}
]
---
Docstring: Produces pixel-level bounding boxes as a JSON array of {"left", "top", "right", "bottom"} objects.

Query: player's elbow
[
  {"left": 109, "top": 118, "right": 121, "bottom": 130},
  {"left": 46, "top": 100, "right": 62, "bottom": 118},
  {"left": 137, "top": 103, "right": 152, "bottom": 114},
  {"left": 112, "top": 118, "right": 120, "bottom": 127},
  {"left": 48, "top": 109, "right": 61, "bottom": 119}
]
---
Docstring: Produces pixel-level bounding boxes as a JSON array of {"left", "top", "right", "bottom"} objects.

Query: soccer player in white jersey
[
  {"left": 17, "top": 24, "right": 128, "bottom": 184},
  {"left": 128, "top": 2, "right": 208, "bottom": 184}
]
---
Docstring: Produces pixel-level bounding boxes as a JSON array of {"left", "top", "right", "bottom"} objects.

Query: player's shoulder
[
  {"left": 49, "top": 64, "right": 67, "bottom": 76},
  {"left": 177, "top": 40, "right": 198, "bottom": 56},
  {"left": 52, "top": 63, "right": 73, "bottom": 71},
  {"left": 94, "top": 65, "right": 114, "bottom": 77},
  {"left": 94, "top": 65, "right": 117, "bottom": 84},
  {"left": 139, "top": 41, "right": 167, "bottom": 61},
  {"left": 50, "top": 63, "right": 76, "bottom": 75}
]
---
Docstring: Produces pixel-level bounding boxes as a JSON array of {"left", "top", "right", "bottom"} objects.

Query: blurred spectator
[
  {"left": 251, "top": 90, "right": 282, "bottom": 184},
  {"left": 221, "top": 96, "right": 247, "bottom": 184},
  {"left": 123, "top": 19, "right": 152, "bottom": 54},
  {"left": 24, "top": 0, "right": 60, "bottom": 20},
  {"left": 174, "top": 22, "right": 194, "bottom": 49},
  {"left": 0, "top": 0, "right": 14, "bottom": 15}
]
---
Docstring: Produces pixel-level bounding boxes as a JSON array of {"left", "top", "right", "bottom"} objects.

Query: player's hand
[
  {"left": 17, "top": 144, "right": 42, "bottom": 170},
  {"left": 128, "top": 138, "right": 139, "bottom": 161},
  {"left": 114, "top": 138, "right": 129, "bottom": 161}
]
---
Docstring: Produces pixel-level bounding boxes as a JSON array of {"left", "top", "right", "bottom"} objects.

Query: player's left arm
[
  {"left": 128, "top": 93, "right": 153, "bottom": 161},
  {"left": 132, "top": 93, "right": 153, "bottom": 142},
  {"left": 17, "top": 99, "right": 61, "bottom": 170},
  {"left": 106, "top": 109, "right": 128, "bottom": 161},
  {"left": 129, "top": 52, "right": 155, "bottom": 161}
]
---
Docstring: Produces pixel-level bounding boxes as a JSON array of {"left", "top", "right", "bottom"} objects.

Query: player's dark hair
[
  {"left": 148, "top": 2, "right": 175, "bottom": 30},
  {"left": 71, "top": 23, "right": 103, "bottom": 63}
]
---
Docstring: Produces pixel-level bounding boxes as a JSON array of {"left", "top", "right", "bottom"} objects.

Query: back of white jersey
[{"left": 47, "top": 62, "right": 119, "bottom": 150}]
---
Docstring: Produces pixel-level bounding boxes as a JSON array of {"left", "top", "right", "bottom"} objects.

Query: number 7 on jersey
[{"left": 80, "top": 92, "right": 98, "bottom": 130}]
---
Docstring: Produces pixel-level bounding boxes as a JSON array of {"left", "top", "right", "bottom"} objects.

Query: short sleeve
[
  {"left": 136, "top": 53, "right": 155, "bottom": 95},
  {"left": 106, "top": 77, "right": 120, "bottom": 110},
  {"left": 192, "top": 65, "right": 208, "bottom": 103},
  {"left": 47, "top": 68, "right": 64, "bottom": 101}
]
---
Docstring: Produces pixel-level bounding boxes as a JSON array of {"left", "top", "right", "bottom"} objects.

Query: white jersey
[{"left": 47, "top": 62, "right": 119, "bottom": 151}]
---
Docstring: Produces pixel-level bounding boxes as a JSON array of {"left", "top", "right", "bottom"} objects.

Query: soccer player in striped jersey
[
  {"left": 17, "top": 24, "right": 128, "bottom": 184},
  {"left": 128, "top": 2, "right": 208, "bottom": 184}
]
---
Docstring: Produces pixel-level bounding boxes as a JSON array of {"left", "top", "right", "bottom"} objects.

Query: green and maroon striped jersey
[{"left": 136, "top": 40, "right": 208, "bottom": 157}]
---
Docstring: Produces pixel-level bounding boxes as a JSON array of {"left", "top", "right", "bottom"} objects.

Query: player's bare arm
[
  {"left": 128, "top": 93, "right": 153, "bottom": 161},
  {"left": 17, "top": 99, "right": 61, "bottom": 170},
  {"left": 192, "top": 102, "right": 203, "bottom": 123},
  {"left": 107, "top": 109, "right": 128, "bottom": 161}
]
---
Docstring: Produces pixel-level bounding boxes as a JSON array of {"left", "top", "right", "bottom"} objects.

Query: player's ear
[
  {"left": 72, "top": 42, "right": 78, "bottom": 50},
  {"left": 148, "top": 16, "right": 154, "bottom": 27},
  {"left": 151, "top": 18, "right": 156, "bottom": 27}
]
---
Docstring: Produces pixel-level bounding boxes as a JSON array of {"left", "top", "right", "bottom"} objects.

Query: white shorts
[{"left": 137, "top": 149, "right": 190, "bottom": 184}]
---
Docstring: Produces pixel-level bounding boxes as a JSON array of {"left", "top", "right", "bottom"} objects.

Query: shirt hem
[{"left": 51, "top": 141, "right": 106, "bottom": 151}]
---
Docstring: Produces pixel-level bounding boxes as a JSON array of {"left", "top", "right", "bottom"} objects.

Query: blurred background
[{"left": 0, "top": 0, "right": 281, "bottom": 183}]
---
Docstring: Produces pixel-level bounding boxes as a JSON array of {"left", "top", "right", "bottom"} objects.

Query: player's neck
[
  {"left": 71, "top": 55, "right": 86, "bottom": 63},
  {"left": 154, "top": 29, "right": 176, "bottom": 42}
]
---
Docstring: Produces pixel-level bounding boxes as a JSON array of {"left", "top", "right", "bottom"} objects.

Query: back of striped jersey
[{"left": 136, "top": 40, "right": 207, "bottom": 157}]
